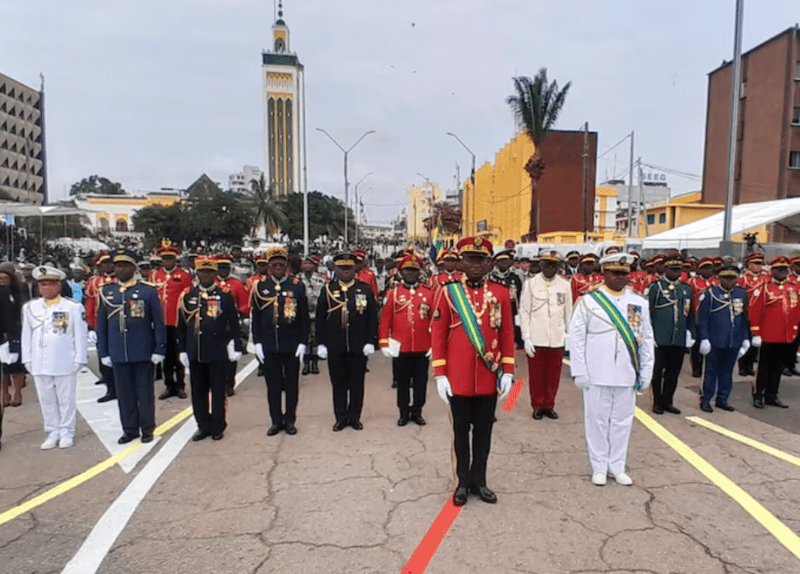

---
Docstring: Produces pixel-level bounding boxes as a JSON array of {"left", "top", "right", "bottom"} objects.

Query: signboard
[{"left": 476, "top": 220, "right": 487, "bottom": 232}]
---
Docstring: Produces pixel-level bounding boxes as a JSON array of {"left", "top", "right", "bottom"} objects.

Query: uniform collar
[
  {"left": 339, "top": 279, "right": 355, "bottom": 290},
  {"left": 43, "top": 295, "right": 62, "bottom": 307},
  {"left": 402, "top": 281, "right": 419, "bottom": 290},
  {"left": 465, "top": 278, "right": 485, "bottom": 288},
  {"left": 119, "top": 279, "right": 136, "bottom": 291}
]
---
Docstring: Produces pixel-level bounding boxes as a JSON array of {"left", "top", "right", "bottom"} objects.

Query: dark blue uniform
[
  {"left": 697, "top": 285, "right": 750, "bottom": 406},
  {"left": 97, "top": 280, "right": 166, "bottom": 437},
  {"left": 251, "top": 275, "right": 310, "bottom": 428}
]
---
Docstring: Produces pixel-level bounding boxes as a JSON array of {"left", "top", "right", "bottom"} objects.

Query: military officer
[
  {"left": 151, "top": 239, "right": 192, "bottom": 400},
  {"left": 216, "top": 254, "right": 250, "bottom": 396},
  {"left": 749, "top": 255, "right": 798, "bottom": 409},
  {"left": 299, "top": 253, "right": 325, "bottom": 375},
  {"left": 354, "top": 249, "right": 380, "bottom": 301},
  {"left": 628, "top": 252, "right": 649, "bottom": 294},
  {"left": 230, "top": 244, "right": 254, "bottom": 281},
  {"left": 379, "top": 253, "right": 434, "bottom": 426},
  {"left": 491, "top": 247, "right": 523, "bottom": 348},
  {"left": 96, "top": 248, "right": 167, "bottom": 444},
  {"left": 428, "top": 250, "right": 463, "bottom": 291},
  {"left": 564, "top": 250, "right": 581, "bottom": 278},
  {"left": 432, "top": 236, "right": 515, "bottom": 506},
  {"left": 251, "top": 247, "right": 309, "bottom": 436},
  {"left": 176, "top": 257, "right": 241, "bottom": 441},
  {"left": 569, "top": 253, "right": 655, "bottom": 486},
  {"left": 646, "top": 252, "right": 694, "bottom": 415},
  {"left": 316, "top": 252, "right": 378, "bottom": 431},
  {"left": 571, "top": 253, "right": 601, "bottom": 303},
  {"left": 697, "top": 265, "right": 750, "bottom": 412},
  {"left": 687, "top": 257, "right": 717, "bottom": 378},
  {"left": 737, "top": 253, "right": 768, "bottom": 376},
  {"left": 644, "top": 254, "right": 666, "bottom": 289},
  {"left": 21, "top": 266, "right": 88, "bottom": 450},
  {"left": 85, "top": 251, "right": 118, "bottom": 402}
]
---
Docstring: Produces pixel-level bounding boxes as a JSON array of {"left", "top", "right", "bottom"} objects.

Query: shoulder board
[
  {"left": 441, "top": 278, "right": 460, "bottom": 286},
  {"left": 487, "top": 276, "right": 504, "bottom": 285},
  {"left": 292, "top": 277, "right": 300, "bottom": 284},
  {"left": 140, "top": 281, "right": 155, "bottom": 287}
]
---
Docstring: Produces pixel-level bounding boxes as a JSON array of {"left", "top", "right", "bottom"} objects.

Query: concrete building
[
  {"left": 636, "top": 192, "right": 723, "bottom": 238},
  {"left": 406, "top": 182, "right": 440, "bottom": 241},
  {"left": 461, "top": 130, "right": 598, "bottom": 242},
  {"left": 262, "top": 5, "right": 305, "bottom": 196},
  {"left": 0, "top": 72, "right": 46, "bottom": 204},
  {"left": 72, "top": 191, "right": 181, "bottom": 237},
  {"left": 358, "top": 223, "right": 394, "bottom": 241},
  {"left": 702, "top": 26, "right": 800, "bottom": 241},
  {"left": 229, "top": 165, "right": 263, "bottom": 193}
]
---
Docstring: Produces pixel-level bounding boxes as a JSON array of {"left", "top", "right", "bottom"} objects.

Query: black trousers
[
  {"left": 690, "top": 340, "right": 705, "bottom": 376},
  {"left": 263, "top": 352, "right": 300, "bottom": 425},
  {"left": 450, "top": 394, "right": 497, "bottom": 488},
  {"left": 190, "top": 360, "right": 227, "bottom": 435},
  {"left": 163, "top": 326, "right": 185, "bottom": 391},
  {"left": 790, "top": 331, "right": 800, "bottom": 368},
  {"left": 328, "top": 352, "right": 367, "bottom": 424},
  {"left": 100, "top": 362, "right": 116, "bottom": 398},
  {"left": 113, "top": 362, "right": 156, "bottom": 436},
  {"left": 651, "top": 345, "right": 685, "bottom": 408},
  {"left": 754, "top": 343, "right": 793, "bottom": 402},
  {"left": 224, "top": 360, "right": 237, "bottom": 390},
  {"left": 738, "top": 339, "right": 758, "bottom": 372},
  {"left": 395, "top": 355, "right": 428, "bottom": 416}
]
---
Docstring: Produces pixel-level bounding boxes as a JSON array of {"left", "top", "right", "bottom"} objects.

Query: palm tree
[
  {"left": 247, "top": 174, "right": 288, "bottom": 237},
  {"left": 506, "top": 69, "right": 571, "bottom": 240}
]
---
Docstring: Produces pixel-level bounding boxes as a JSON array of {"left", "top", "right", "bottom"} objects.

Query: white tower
[{"left": 262, "top": 2, "right": 305, "bottom": 196}]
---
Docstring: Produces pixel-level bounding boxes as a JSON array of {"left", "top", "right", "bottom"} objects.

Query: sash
[
  {"left": 588, "top": 290, "right": 642, "bottom": 389},
  {"left": 447, "top": 282, "right": 502, "bottom": 384}
]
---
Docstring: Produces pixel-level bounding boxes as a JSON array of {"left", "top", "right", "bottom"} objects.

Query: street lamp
[
  {"left": 354, "top": 172, "right": 373, "bottom": 243},
  {"left": 417, "top": 173, "right": 435, "bottom": 243},
  {"left": 316, "top": 128, "right": 376, "bottom": 245},
  {"left": 446, "top": 132, "right": 476, "bottom": 235}
]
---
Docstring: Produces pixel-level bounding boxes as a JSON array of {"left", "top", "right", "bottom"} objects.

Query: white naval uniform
[
  {"left": 21, "top": 296, "right": 88, "bottom": 440},
  {"left": 568, "top": 285, "right": 655, "bottom": 474},
  {"left": 519, "top": 273, "right": 573, "bottom": 347}
]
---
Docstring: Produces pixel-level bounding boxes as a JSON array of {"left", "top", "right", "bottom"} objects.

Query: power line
[{"left": 597, "top": 133, "right": 632, "bottom": 160}]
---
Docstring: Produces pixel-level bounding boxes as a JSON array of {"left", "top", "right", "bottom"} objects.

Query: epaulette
[
  {"left": 140, "top": 281, "right": 155, "bottom": 287},
  {"left": 487, "top": 275, "right": 504, "bottom": 285},
  {"left": 441, "top": 278, "right": 461, "bottom": 286},
  {"left": 292, "top": 277, "right": 300, "bottom": 284}
]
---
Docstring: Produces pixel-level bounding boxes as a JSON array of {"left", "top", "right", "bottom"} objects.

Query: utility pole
[
  {"left": 639, "top": 158, "right": 649, "bottom": 237},
  {"left": 582, "top": 122, "right": 590, "bottom": 240},
  {"left": 353, "top": 172, "right": 372, "bottom": 244},
  {"left": 301, "top": 68, "right": 309, "bottom": 255},
  {"left": 627, "top": 131, "right": 635, "bottom": 236},
  {"left": 447, "top": 132, "right": 476, "bottom": 235},
  {"left": 722, "top": 0, "right": 745, "bottom": 254}
]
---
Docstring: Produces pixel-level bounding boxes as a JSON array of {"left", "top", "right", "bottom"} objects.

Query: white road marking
[{"left": 62, "top": 359, "right": 259, "bottom": 574}]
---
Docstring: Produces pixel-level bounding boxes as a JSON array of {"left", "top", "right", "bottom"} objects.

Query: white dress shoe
[
  {"left": 59, "top": 437, "right": 74, "bottom": 449},
  {"left": 610, "top": 471, "right": 633, "bottom": 486},
  {"left": 40, "top": 436, "right": 59, "bottom": 450},
  {"left": 591, "top": 472, "right": 607, "bottom": 486}
]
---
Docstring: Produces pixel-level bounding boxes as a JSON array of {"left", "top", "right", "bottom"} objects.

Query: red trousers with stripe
[{"left": 527, "top": 347, "right": 565, "bottom": 410}]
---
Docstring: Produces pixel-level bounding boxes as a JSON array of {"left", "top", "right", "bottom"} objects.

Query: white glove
[
  {"left": 101, "top": 356, "right": 113, "bottom": 368},
  {"left": 227, "top": 340, "right": 242, "bottom": 362},
  {"left": 575, "top": 375, "right": 590, "bottom": 389},
  {"left": 685, "top": 330, "right": 694, "bottom": 348},
  {"left": 523, "top": 339, "right": 536, "bottom": 358},
  {"left": 436, "top": 376, "right": 452, "bottom": 404},
  {"left": 381, "top": 347, "right": 393, "bottom": 358},
  {"left": 295, "top": 344, "right": 306, "bottom": 358},
  {"left": 738, "top": 339, "right": 751, "bottom": 359},
  {"left": 24, "top": 362, "right": 32, "bottom": 374},
  {"left": 246, "top": 341, "right": 255, "bottom": 354},
  {"left": 179, "top": 352, "right": 190, "bottom": 369},
  {"left": 425, "top": 348, "right": 431, "bottom": 358},
  {"left": 317, "top": 344, "right": 328, "bottom": 360},
  {"left": 87, "top": 330, "right": 98, "bottom": 345},
  {"left": 752, "top": 336, "right": 762, "bottom": 348},
  {"left": 72, "top": 362, "right": 84, "bottom": 373},
  {"left": 499, "top": 373, "right": 513, "bottom": 399},
  {"left": 151, "top": 353, "right": 165, "bottom": 365},
  {"left": 0, "top": 341, "right": 11, "bottom": 364},
  {"left": 7, "top": 352, "right": 18, "bottom": 364},
  {"left": 638, "top": 377, "right": 651, "bottom": 391},
  {"left": 254, "top": 343, "right": 265, "bottom": 362},
  {"left": 699, "top": 339, "right": 712, "bottom": 356},
  {"left": 363, "top": 344, "right": 375, "bottom": 356},
  {"left": 242, "top": 318, "right": 251, "bottom": 327}
]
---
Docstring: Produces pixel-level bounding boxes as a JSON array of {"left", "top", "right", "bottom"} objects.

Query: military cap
[
  {"left": 266, "top": 246, "right": 288, "bottom": 262},
  {"left": 195, "top": 257, "right": 218, "bottom": 271},
  {"left": 334, "top": 252, "right": 357, "bottom": 266},
  {"left": 565, "top": 250, "right": 580, "bottom": 260},
  {"left": 494, "top": 249, "right": 515, "bottom": 261},
  {"left": 697, "top": 257, "right": 714, "bottom": 268},
  {"left": 718, "top": 265, "right": 740, "bottom": 278},
  {"left": 599, "top": 253, "right": 635, "bottom": 272},
  {"left": 769, "top": 255, "right": 791, "bottom": 268},
  {"left": 399, "top": 253, "right": 423, "bottom": 270},
  {"left": 112, "top": 248, "right": 139, "bottom": 266},
  {"left": 457, "top": 236, "right": 493, "bottom": 257},
  {"left": 33, "top": 265, "right": 66, "bottom": 281},
  {"left": 539, "top": 250, "right": 561, "bottom": 263},
  {"left": 156, "top": 238, "right": 181, "bottom": 257}
]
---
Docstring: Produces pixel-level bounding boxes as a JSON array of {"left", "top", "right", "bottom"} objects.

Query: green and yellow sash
[
  {"left": 447, "top": 282, "right": 502, "bottom": 386},
  {"left": 589, "top": 290, "right": 642, "bottom": 389}
]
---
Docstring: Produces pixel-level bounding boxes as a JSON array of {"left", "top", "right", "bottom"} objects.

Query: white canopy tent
[
  {"left": 640, "top": 198, "right": 800, "bottom": 251},
  {"left": 0, "top": 202, "right": 93, "bottom": 261}
]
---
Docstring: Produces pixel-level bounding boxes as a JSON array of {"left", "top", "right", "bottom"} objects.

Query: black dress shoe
[
  {"left": 766, "top": 398, "right": 789, "bottom": 408},
  {"left": 700, "top": 402, "right": 713, "bottom": 413},
  {"left": 663, "top": 405, "right": 681, "bottom": 415},
  {"left": 470, "top": 485, "right": 498, "bottom": 504},
  {"left": 141, "top": 433, "right": 154, "bottom": 443},
  {"left": 177, "top": 389, "right": 188, "bottom": 399},
  {"left": 391, "top": 381, "right": 397, "bottom": 388},
  {"left": 94, "top": 379, "right": 105, "bottom": 385},
  {"left": 118, "top": 433, "right": 139, "bottom": 444},
  {"left": 257, "top": 365, "right": 264, "bottom": 377},
  {"left": 332, "top": 420, "right": 347, "bottom": 432},
  {"left": 544, "top": 409, "right": 559, "bottom": 420},
  {"left": 97, "top": 393, "right": 116, "bottom": 403},
  {"left": 310, "top": 359, "right": 320, "bottom": 375},
  {"left": 158, "top": 389, "right": 178, "bottom": 400},
  {"left": 285, "top": 423, "right": 297, "bottom": 435},
  {"left": 192, "top": 430, "right": 210, "bottom": 442},
  {"left": 452, "top": 486, "right": 469, "bottom": 506},
  {"left": 715, "top": 402, "right": 735, "bottom": 412},
  {"left": 652, "top": 405, "right": 664, "bottom": 415},
  {"left": 212, "top": 432, "right": 224, "bottom": 441},
  {"left": 397, "top": 415, "right": 409, "bottom": 427},
  {"left": 753, "top": 397, "right": 764, "bottom": 409},
  {"left": 302, "top": 360, "right": 310, "bottom": 376},
  {"left": 692, "top": 371, "right": 703, "bottom": 378},
  {"left": 267, "top": 424, "right": 283, "bottom": 436},
  {"left": 532, "top": 409, "right": 544, "bottom": 420},
  {"left": 225, "top": 385, "right": 235, "bottom": 397},
  {"left": 411, "top": 412, "right": 426, "bottom": 426},
  {"left": 789, "top": 367, "right": 800, "bottom": 376},
  {"left": 351, "top": 420, "right": 364, "bottom": 430}
]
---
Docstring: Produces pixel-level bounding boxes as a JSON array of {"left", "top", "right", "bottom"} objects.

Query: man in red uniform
[
  {"left": 379, "top": 253, "right": 434, "bottom": 426},
  {"left": 85, "top": 252, "right": 118, "bottom": 402},
  {"left": 354, "top": 249, "right": 379, "bottom": 300},
  {"left": 150, "top": 239, "right": 193, "bottom": 400},
  {"left": 215, "top": 253, "right": 249, "bottom": 396},
  {"left": 687, "top": 257, "right": 716, "bottom": 377},
  {"left": 644, "top": 254, "right": 665, "bottom": 289},
  {"left": 571, "top": 253, "right": 601, "bottom": 303},
  {"left": 428, "top": 249, "right": 463, "bottom": 290},
  {"left": 737, "top": 253, "right": 768, "bottom": 376},
  {"left": 628, "top": 252, "right": 648, "bottom": 294},
  {"left": 246, "top": 253, "right": 270, "bottom": 296},
  {"left": 749, "top": 255, "right": 799, "bottom": 409},
  {"left": 432, "top": 236, "right": 515, "bottom": 506}
]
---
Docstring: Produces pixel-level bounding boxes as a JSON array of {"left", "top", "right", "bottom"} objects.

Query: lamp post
[
  {"left": 354, "top": 171, "right": 372, "bottom": 243},
  {"left": 722, "top": 0, "right": 745, "bottom": 253},
  {"left": 446, "top": 132, "right": 476, "bottom": 235},
  {"left": 417, "top": 172, "right": 434, "bottom": 244},
  {"left": 316, "top": 128, "right": 376, "bottom": 245}
]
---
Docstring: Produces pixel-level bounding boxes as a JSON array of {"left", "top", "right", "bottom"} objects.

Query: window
[
  {"left": 659, "top": 213, "right": 667, "bottom": 224},
  {"left": 793, "top": 107, "right": 800, "bottom": 125},
  {"left": 796, "top": 62, "right": 800, "bottom": 80},
  {"left": 791, "top": 151, "right": 800, "bottom": 169},
  {"left": 115, "top": 219, "right": 128, "bottom": 232},
  {"left": 647, "top": 214, "right": 655, "bottom": 225}
]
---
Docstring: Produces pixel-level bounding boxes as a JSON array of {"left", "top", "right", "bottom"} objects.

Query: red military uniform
[
  {"left": 737, "top": 271, "right": 766, "bottom": 300},
  {"left": 216, "top": 274, "right": 249, "bottom": 316},
  {"left": 356, "top": 268, "right": 379, "bottom": 300},
  {"left": 571, "top": 273, "right": 598, "bottom": 303},
  {"left": 628, "top": 270, "right": 648, "bottom": 294},
  {"left": 151, "top": 265, "right": 193, "bottom": 327},
  {"left": 749, "top": 278, "right": 800, "bottom": 343},
  {"left": 379, "top": 281, "right": 434, "bottom": 353},
  {"left": 85, "top": 273, "right": 116, "bottom": 329},
  {"left": 428, "top": 270, "right": 464, "bottom": 291}
]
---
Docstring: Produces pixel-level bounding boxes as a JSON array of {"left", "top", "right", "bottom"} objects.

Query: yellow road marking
[
  {"left": 0, "top": 407, "right": 193, "bottom": 528},
  {"left": 636, "top": 407, "right": 800, "bottom": 560},
  {"left": 686, "top": 416, "right": 800, "bottom": 469}
]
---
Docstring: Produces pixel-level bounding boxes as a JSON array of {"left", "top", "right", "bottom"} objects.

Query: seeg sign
[{"left": 642, "top": 173, "right": 667, "bottom": 182}]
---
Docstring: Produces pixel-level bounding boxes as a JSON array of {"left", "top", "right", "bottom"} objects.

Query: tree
[
  {"left": 183, "top": 192, "right": 257, "bottom": 247},
  {"left": 506, "top": 69, "right": 571, "bottom": 240},
  {"left": 279, "top": 191, "right": 354, "bottom": 242},
  {"left": 424, "top": 202, "right": 462, "bottom": 235},
  {"left": 69, "top": 175, "right": 126, "bottom": 196},
  {"left": 132, "top": 202, "right": 187, "bottom": 251},
  {"left": 245, "top": 174, "right": 288, "bottom": 236}
]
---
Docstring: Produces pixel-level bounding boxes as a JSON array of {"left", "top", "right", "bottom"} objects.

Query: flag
[{"left": 429, "top": 216, "right": 444, "bottom": 262}]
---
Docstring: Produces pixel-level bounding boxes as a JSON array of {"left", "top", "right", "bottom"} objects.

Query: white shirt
[
  {"left": 519, "top": 273, "right": 573, "bottom": 348},
  {"left": 21, "top": 296, "right": 88, "bottom": 376},
  {"left": 568, "top": 285, "right": 654, "bottom": 387}
]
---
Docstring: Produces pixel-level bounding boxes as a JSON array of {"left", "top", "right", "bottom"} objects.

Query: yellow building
[
  {"left": 74, "top": 192, "right": 181, "bottom": 234},
  {"left": 637, "top": 192, "right": 723, "bottom": 237},
  {"left": 406, "top": 182, "right": 441, "bottom": 241}
]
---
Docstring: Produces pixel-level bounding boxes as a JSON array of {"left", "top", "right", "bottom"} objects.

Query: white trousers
[
  {"left": 582, "top": 385, "right": 635, "bottom": 474},
  {"left": 34, "top": 374, "right": 77, "bottom": 439}
]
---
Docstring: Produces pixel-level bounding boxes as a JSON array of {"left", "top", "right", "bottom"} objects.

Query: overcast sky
[{"left": 2, "top": 0, "right": 796, "bottom": 224}]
